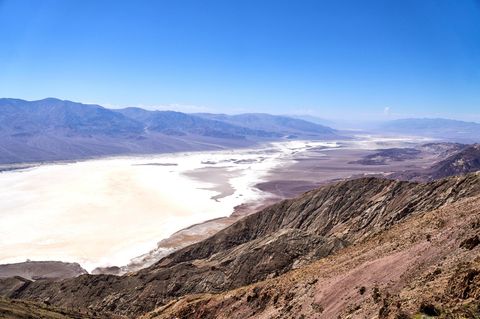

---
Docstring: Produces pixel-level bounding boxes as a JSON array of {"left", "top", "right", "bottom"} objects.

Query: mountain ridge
[
  {"left": 194, "top": 113, "right": 337, "bottom": 138},
  {"left": 0, "top": 98, "right": 340, "bottom": 164}
]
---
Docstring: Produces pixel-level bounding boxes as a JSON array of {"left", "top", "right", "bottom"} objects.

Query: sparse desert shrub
[
  {"left": 419, "top": 302, "right": 441, "bottom": 316},
  {"left": 311, "top": 302, "right": 323, "bottom": 313},
  {"left": 359, "top": 286, "right": 366, "bottom": 295},
  {"left": 460, "top": 235, "right": 480, "bottom": 250},
  {"left": 434, "top": 218, "right": 446, "bottom": 229},
  {"left": 372, "top": 286, "right": 381, "bottom": 303},
  {"left": 395, "top": 311, "right": 410, "bottom": 319}
]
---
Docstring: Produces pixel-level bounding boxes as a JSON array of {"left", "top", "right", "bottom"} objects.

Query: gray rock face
[{"left": 3, "top": 173, "right": 479, "bottom": 317}]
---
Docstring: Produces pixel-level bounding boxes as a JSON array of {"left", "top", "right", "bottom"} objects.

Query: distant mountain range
[
  {"left": 287, "top": 114, "right": 336, "bottom": 127},
  {"left": 0, "top": 98, "right": 340, "bottom": 164},
  {"left": 376, "top": 118, "right": 480, "bottom": 142},
  {"left": 2, "top": 98, "right": 480, "bottom": 164},
  {"left": 194, "top": 113, "right": 337, "bottom": 136}
]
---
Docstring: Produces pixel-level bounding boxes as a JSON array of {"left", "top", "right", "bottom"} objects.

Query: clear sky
[{"left": 0, "top": 0, "right": 479, "bottom": 120}]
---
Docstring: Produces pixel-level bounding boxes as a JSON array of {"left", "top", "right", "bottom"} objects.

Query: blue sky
[{"left": 0, "top": 0, "right": 479, "bottom": 120}]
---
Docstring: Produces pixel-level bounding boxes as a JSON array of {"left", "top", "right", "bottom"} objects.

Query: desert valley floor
[{"left": 0, "top": 135, "right": 437, "bottom": 274}]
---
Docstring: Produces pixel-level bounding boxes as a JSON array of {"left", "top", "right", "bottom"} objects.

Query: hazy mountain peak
[
  {"left": 0, "top": 98, "right": 340, "bottom": 164},
  {"left": 376, "top": 117, "right": 480, "bottom": 142}
]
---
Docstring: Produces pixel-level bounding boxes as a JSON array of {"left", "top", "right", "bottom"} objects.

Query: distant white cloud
[{"left": 383, "top": 106, "right": 391, "bottom": 116}]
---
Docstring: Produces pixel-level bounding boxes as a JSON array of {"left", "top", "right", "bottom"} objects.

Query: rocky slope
[
  {"left": 0, "top": 297, "right": 108, "bottom": 319},
  {"left": 2, "top": 173, "right": 479, "bottom": 318},
  {"left": 149, "top": 194, "right": 480, "bottom": 318},
  {"left": 392, "top": 144, "right": 480, "bottom": 182},
  {"left": 427, "top": 144, "right": 480, "bottom": 178}
]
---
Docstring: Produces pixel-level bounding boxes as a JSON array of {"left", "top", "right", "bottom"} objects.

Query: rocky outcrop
[
  {"left": 428, "top": 144, "right": 480, "bottom": 179},
  {"left": 2, "top": 173, "right": 479, "bottom": 317},
  {"left": 392, "top": 144, "right": 480, "bottom": 181},
  {"left": 349, "top": 147, "right": 421, "bottom": 165}
]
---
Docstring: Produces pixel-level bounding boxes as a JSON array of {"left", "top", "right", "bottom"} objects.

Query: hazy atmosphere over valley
[{"left": 1, "top": 1, "right": 480, "bottom": 318}]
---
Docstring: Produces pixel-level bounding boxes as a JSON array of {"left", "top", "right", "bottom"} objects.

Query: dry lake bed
[{"left": 0, "top": 135, "right": 435, "bottom": 272}]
